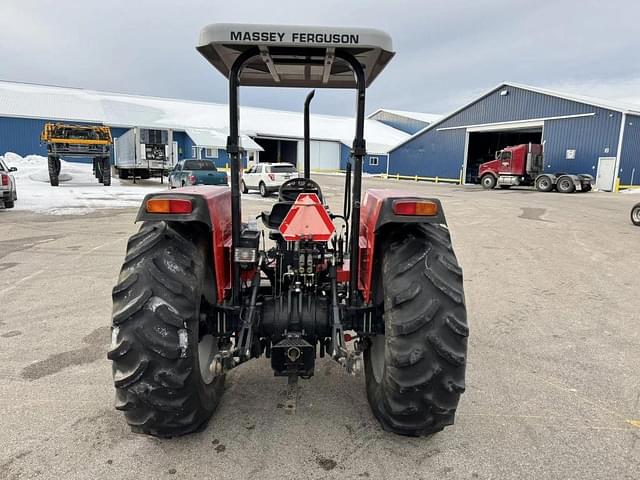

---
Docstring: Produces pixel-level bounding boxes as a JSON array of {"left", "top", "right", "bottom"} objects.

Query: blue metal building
[
  {"left": 389, "top": 83, "right": 640, "bottom": 190},
  {"left": 0, "top": 80, "right": 408, "bottom": 175}
]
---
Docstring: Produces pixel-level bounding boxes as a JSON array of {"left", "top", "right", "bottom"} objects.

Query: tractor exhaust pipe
[{"left": 303, "top": 90, "right": 315, "bottom": 179}]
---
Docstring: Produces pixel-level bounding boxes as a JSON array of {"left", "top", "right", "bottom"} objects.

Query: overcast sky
[{"left": 1, "top": 0, "right": 639, "bottom": 117}]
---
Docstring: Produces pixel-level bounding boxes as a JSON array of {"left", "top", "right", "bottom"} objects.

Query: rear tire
[
  {"left": 556, "top": 176, "right": 575, "bottom": 193},
  {"left": 109, "top": 221, "right": 224, "bottom": 437},
  {"left": 535, "top": 175, "right": 553, "bottom": 192},
  {"left": 259, "top": 182, "right": 268, "bottom": 197},
  {"left": 480, "top": 174, "right": 496, "bottom": 189},
  {"left": 364, "top": 224, "right": 468, "bottom": 436},
  {"left": 631, "top": 204, "right": 640, "bottom": 226},
  {"left": 4, "top": 200, "right": 15, "bottom": 209},
  {"left": 101, "top": 158, "right": 111, "bottom": 186},
  {"left": 241, "top": 180, "right": 248, "bottom": 194},
  {"left": 48, "top": 156, "right": 60, "bottom": 186}
]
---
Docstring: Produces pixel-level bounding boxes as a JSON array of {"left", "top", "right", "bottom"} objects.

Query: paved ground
[{"left": 1, "top": 176, "right": 639, "bottom": 480}]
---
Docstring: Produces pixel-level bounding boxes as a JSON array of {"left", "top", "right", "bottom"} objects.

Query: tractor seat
[
  {"left": 260, "top": 178, "right": 324, "bottom": 230},
  {"left": 261, "top": 202, "right": 294, "bottom": 230}
]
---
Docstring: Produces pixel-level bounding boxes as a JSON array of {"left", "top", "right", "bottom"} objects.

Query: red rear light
[
  {"left": 392, "top": 200, "right": 438, "bottom": 216},
  {"left": 0, "top": 174, "right": 8, "bottom": 186},
  {"left": 268, "top": 173, "right": 275, "bottom": 181},
  {"left": 146, "top": 198, "right": 193, "bottom": 214}
]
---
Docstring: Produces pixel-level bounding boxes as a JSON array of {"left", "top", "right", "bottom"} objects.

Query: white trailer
[{"left": 114, "top": 127, "right": 177, "bottom": 179}]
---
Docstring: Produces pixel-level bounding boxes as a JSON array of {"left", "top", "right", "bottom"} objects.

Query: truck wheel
[
  {"left": 109, "top": 221, "right": 224, "bottom": 437},
  {"left": 364, "top": 223, "right": 468, "bottom": 436},
  {"left": 480, "top": 174, "right": 496, "bottom": 189},
  {"left": 259, "top": 182, "right": 268, "bottom": 197},
  {"left": 48, "top": 156, "right": 60, "bottom": 186},
  {"left": 535, "top": 175, "right": 553, "bottom": 192},
  {"left": 95, "top": 159, "right": 104, "bottom": 183},
  {"left": 556, "top": 176, "right": 575, "bottom": 193},
  {"left": 631, "top": 204, "right": 640, "bottom": 226},
  {"left": 101, "top": 158, "right": 111, "bottom": 186},
  {"left": 4, "top": 200, "right": 15, "bottom": 209},
  {"left": 241, "top": 180, "right": 248, "bottom": 194}
]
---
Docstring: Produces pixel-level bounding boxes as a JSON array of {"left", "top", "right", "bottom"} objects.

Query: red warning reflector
[{"left": 279, "top": 193, "right": 335, "bottom": 242}]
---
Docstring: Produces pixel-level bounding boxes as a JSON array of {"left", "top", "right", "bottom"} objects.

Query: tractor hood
[{"left": 196, "top": 23, "right": 395, "bottom": 88}]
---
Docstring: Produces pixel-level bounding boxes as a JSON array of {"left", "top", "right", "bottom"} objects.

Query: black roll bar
[
  {"left": 227, "top": 47, "right": 260, "bottom": 305},
  {"left": 226, "top": 48, "right": 366, "bottom": 308}
]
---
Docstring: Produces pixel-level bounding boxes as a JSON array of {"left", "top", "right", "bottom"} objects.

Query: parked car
[
  {"left": 0, "top": 157, "right": 17, "bottom": 209},
  {"left": 168, "top": 159, "right": 228, "bottom": 188},
  {"left": 241, "top": 162, "right": 299, "bottom": 197}
]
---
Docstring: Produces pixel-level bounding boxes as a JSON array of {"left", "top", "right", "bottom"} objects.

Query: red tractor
[
  {"left": 478, "top": 143, "right": 593, "bottom": 193},
  {"left": 109, "top": 24, "right": 468, "bottom": 438}
]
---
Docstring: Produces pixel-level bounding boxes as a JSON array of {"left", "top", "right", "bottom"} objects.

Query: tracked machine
[
  {"left": 41, "top": 123, "right": 113, "bottom": 186},
  {"left": 109, "top": 24, "right": 469, "bottom": 438}
]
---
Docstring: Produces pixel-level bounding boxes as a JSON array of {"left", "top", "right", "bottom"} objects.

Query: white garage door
[{"left": 297, "top": 140, "right": 340, "bottom": 171}]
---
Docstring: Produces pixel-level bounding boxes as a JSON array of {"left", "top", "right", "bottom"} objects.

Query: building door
[{"left": 596, "top": 157, "right": 616, "bottom": 191}]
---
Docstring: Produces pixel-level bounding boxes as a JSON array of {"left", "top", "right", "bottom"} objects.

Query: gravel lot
[{"left": 1, "top": 175, "right": 638, "bottom": 479}]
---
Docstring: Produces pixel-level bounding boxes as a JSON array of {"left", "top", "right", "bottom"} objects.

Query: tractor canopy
[{"left": 196, "top": 23, "right": 394, "bottom": 88}]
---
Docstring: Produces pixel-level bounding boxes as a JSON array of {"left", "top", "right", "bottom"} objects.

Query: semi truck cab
[
  {"left": 478, "top": 143, "right": 543, "bottom": 186},
  {"left": 478, "top": 143, "right": 592, "bottom": 193}
]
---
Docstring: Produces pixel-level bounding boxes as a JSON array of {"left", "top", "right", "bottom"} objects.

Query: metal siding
[
  {"left": 340, "top": 143, "right": 350, "bottom": 170},
  {"left": 339, "top": 143, "right": 386, "bottom": 174},
  {"left": 542, "top": 113, "right": 621, "bottom": 176},
  {"left": 389, "top": 128, "right": 465, "bottom": 179},
  {"left": 0, "top": 117, "right": 50, "bottom": 157},
  {"left": 390, "top": 85, "right": 624, "bottom": 179},
  {"left": 364, "top": 154, "right": 387, "bottom": 174},
  {"left": 619, "top": 114, "right": 640, "bottom": 185}
]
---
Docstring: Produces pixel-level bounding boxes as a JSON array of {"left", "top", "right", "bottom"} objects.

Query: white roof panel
[
  {"left": 369, "top": 108, "right": 442, "bottom": 124},
  {"left": 0, "top": 80, "right": 408, "bottom": 153},
  {"left": 186, "top": 128, "right": 263, "bottom": 151}
]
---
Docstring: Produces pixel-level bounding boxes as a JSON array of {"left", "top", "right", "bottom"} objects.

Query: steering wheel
[{"left": 278, "top": 177, "right": 323, "bottom": 202}]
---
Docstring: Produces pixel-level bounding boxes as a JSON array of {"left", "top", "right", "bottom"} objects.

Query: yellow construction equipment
[{"left": 41, "top": 123, "right": 113, "bottom": 186}]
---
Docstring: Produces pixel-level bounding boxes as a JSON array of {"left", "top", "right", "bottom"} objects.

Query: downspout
[{"left": 614, "top": 112, "right": 627, "bottom": 191}]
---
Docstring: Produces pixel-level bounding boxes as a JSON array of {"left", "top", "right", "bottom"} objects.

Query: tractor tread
[
  {"left": 365, "top": 223, "right": 468, "bottom": 437},
  {"left": 109, "top": 221, "right": 224, "bottom": 438},
  {"left": 387, "top": 297, "right": 440, "bottom": 336}
]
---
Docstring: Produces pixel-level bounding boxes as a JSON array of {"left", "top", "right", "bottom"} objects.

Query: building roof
[
  {"left": 185, "top": 128, "right": 263, "bottom": 151},
  {"left": 0, "top": 80, "right": 408, "bottom": 154},
  {"left": 368, "top": 108, "right": 442, "bottom": 124},
  {"left": 389, "top": 81, "right": 640, "bottom": 153}
]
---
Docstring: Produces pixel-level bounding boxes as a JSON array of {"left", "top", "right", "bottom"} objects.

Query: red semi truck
[{"left": 478, "top": 143, "right": 593, "bottom": 193}]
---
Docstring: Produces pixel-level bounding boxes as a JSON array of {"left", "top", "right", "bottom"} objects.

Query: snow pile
[{"left": 1, "top": 152, "right": 166, "bottom": 215}]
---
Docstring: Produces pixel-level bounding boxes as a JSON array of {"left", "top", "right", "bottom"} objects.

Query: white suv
[
  {"left": 241, "top": 163, "right": 299, "bottom": 197},
  {"left": 0, "top": 157, "right": 17, "bottom": 209}
]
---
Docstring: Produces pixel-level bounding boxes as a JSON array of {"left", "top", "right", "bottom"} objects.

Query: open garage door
[
  {"left": 465, "top": 127, "right": 542, "bottom": 184},
  {"left": 254, "top": 137, "right": 298, "bottom": 165}
]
